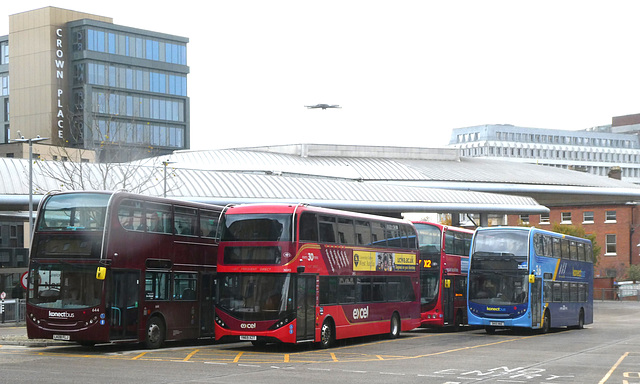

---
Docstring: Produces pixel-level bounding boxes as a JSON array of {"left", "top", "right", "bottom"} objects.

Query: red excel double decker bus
[
  {"left": 413, "top": 222, "right": 474, "bottom": 329},
  {"left": 215, "top": 204, "right": 421, "bottom": 348},
  {"left": 26, "top": 191, "right": 224, "bottom": 348}
]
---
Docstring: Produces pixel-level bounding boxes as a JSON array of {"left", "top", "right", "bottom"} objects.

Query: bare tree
[{"left": 32, "top": 95, "right": 179, "bottom": 195}]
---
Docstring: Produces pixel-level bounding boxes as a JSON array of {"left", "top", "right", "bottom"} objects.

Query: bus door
[
  {"left": 442, "top": 276, "right": 454, "bottom": 325},
  {"left": 200, "top": 273, "right": 216, "bottom": 337},
  {"left": 530, "top": 277, "right": 542, "bottom": 328},
  {"left": 107, "top": 270, "right": 139, "bottom": 340},
  {"left": 296, "top": 274, "right": 316, "bottom": 342}
]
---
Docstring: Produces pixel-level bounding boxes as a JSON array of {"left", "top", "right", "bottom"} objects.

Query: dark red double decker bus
[
  {"left": 26, "top": 191, "right": 224, "bottom": 348},
  {"left": 413, "top": 222, "right": 474, "bottom": 329},
  {"left": 215, "top": 204, "right": 421, "bottom": 348}
]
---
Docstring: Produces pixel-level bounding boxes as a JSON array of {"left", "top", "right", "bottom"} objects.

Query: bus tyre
[
  {"left": 541, "top": 311, "right": 550, "bottom": 334},
  {"left": 145, "top": 317, "right": 165, "bottom": 349},
  {"left": 389, "top": 313, "right": 401, "bottom": 339},
  {"left": 319, "top": 319, "right": 335, "bottom": 349},
  {"left": 571, "top": 309, "right": 585, "bottom": 330},
  {"left": 485, "top": 326, "right": 496, "bottom": 334}
]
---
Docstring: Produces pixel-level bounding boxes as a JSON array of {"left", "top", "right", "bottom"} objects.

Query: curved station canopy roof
[{"left": 2, "top": 144, "right": 640, "bottom": 215}]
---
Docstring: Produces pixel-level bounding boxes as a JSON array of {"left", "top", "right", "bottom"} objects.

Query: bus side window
[
  {"left": 174, "top": 272, "right": 197, "bottom": 300},
  {"left": 299, "top": 212, "right": 318, "bottom": 242},
  {"left": 552, "top": 282, "right": 562, "bottom": 302},
  {"left": 552, "top": 237, "right": 561, "bottom": 258},
  {"left": 319, "top": 276, "right": 338, "bottom": 305},
  {"left": 319, "top": 215, "right": 336, "bottom": 243},
  {"left": 355, "top": 220, "right": 371, "bottom": 245},
  {"left": 561, "top": 239, "right": 570, "bottom": 259},
  {"left": 145, "top": 271, "right": 170, "bottom": 300},
  {"left": 337, "top": 217, "right": 355, "bottom": 245},
  {"left": 118, "top": 199, "right": 143, "bottom": 231},
  {"left": 569, "top": 241, "right": 578, "bottom": 260},
  {"left": 544, "top": 281, "right": 552, "bottom": 301},
  {"left": 371, "top": 222, "right": 385, "bottom": 247},
  {"left": 577, "top": 242, "right": 586, "bottom": 261},
  {"left": 146, "top": 203, "right": 172, "bottom": 234},
  {"left": 200, "top": 210, "right": 219, "bottom": 238},
  {"left": 175, "top": 206, "right": 197, "bottom": 236}
]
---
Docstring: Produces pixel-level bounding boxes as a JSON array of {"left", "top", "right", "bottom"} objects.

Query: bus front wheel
[
  {"left": 541, "top": 311, "right": 550, "bottom": 334},
  {"left": 319, "top": 319, "right": 335, "bottom": 349},
  {"left": 145, "top": 317, "right": 165, "bottom": 349}
]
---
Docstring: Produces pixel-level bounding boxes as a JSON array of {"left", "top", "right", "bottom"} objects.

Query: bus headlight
[{"left": 215, "top": 315, "right": 227, "bottom": 329}]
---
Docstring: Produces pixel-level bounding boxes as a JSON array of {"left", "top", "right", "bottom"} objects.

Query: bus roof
[
  {"left": 412, "top": 221, "right": 475, "bottom": 234},
  {"left": 475, "top": 226, "right": 591, "bottom": 243},
  {"left": 225, "top": 203, "right": 412, "bottom": 224}
]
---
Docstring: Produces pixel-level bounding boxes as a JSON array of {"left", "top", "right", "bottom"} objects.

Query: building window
[
  {"left": 519, "top": 214, "right": 529, "bottom": 224},
  {"left": 540, "top": 213, "right": 550, "bottom": 224},
  {"left": 605, "top": 234, "right": 617, "bottom": 255},
  {"left": 561, "top": 212, "right": 572, "bottom": 224},
  {"left": 583, "top": 211, "right": 594, "bottom": 223},
  {"left": 605, "top": 211, "right": 617, "bottom": 223}
]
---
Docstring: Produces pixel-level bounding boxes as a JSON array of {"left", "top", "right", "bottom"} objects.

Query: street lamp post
[
  {"left": 162, "top": 160, "right": 176, "bottom": 198},
  {"left": 11, "top": 133, "right": 49, "bottom": 235}
]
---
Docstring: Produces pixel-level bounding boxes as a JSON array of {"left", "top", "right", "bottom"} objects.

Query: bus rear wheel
[
  {"left": 571, "top": 309, "right": 585, "bottom": 329},
  {"left": 389, "top": 313, "right": 401, "bottom": 339},
  {"left": 319, "top": 319, "right": 335, "bottom": 349},
  {"left": 145, "top": 317, "right": 165, "bottom": 349}
]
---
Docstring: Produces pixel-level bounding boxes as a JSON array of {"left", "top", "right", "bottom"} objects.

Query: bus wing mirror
[
  {"left": 96, "top": 267, "right": 107, "bottom": 280},
  {"left": 528, "top": 274, "right": 535, "bottom": 284}
]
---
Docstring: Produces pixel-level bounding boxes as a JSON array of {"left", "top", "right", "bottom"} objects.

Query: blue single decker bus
[{"left": 467, "top": 227, "right": 593, "bottom": 334}]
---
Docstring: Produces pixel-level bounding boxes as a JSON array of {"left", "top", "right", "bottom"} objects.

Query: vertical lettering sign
[{"left": 54, "top": 28, "right": 67, "bottom": 140}]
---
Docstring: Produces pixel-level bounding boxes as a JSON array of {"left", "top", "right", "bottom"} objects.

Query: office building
[
  {"left": 1, "top": 6, "right": 190, "bottom": 161},
  {"left": 449, "top": 122, "right": 640, "bottom": 184}
]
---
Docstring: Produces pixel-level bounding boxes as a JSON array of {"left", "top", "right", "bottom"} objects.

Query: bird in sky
[{"left": 304, "top": 104, "right": 341, "bottom": 109}]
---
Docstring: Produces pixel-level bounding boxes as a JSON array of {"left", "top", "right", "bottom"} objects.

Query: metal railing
[
  {"left": 0, "top": 299, "right": 26, "bottom": 323},
  {"left": 594, "top": 288, "right": 640, "bottom": 301}
]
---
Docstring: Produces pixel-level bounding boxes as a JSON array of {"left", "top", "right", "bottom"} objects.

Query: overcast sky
[{"left": 3, "top": 1, "right": 640, "bottom": 150}]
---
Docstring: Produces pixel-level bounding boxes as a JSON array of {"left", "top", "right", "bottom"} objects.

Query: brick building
[{"left": 508, "top": 203, "right": 638, "bottom": 280}]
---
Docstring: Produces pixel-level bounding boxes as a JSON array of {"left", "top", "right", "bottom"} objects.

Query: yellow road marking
[
  {"left": 0, "top": 331, "right": 545, "bottom": 365},
  {"left": 132, "top": 352, "right": 147, "bottom": 360},
  {"left": 183, "top": 349, "right": 199, "bottom": 362},
  {"left": 598, "top": 352, "right": 629, "bottom": 384}
]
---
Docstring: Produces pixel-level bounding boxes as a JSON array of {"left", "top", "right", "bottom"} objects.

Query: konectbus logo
[{"left": 49, "top": 311, "right": 75, "bottom": 319}]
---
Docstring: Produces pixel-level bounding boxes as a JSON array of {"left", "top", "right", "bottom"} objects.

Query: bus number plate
[
  {"left": 489, "top": 321, "right": 504, "bottom": 326},
  {"left": 240, "top": 335, "right": 257, "bottom": 341},
  {"left": 53, "top": 334, "right": 70, "bottom": 341}
]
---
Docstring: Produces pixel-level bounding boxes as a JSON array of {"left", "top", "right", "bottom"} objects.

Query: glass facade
[
  {"left": 69, "top": 24, "right": 189, "bottom": 153},
  {"left": 85, "top": 62, "right": 186, "bottom": 96},
  {"left": 0, "top": 40, "right": 8, "bottom": 65},
  {"left": 84, "top": 28, "right": 186, "bottom": 65}
]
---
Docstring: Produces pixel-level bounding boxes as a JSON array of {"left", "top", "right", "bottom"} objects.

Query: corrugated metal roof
[
  {"left": 4, "top": 145, "right": 640, "bottom": 213},
  {"left": 0, "top": 157, "right": 547, "bottom": 214}
]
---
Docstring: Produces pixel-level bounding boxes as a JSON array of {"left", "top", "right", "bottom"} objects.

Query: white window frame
[
  {"left": 605, "top": 234, "right": 617, "bottom": 256},
  {"left": 582, "top": 211, "right": 594, "bottom": 224}
]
